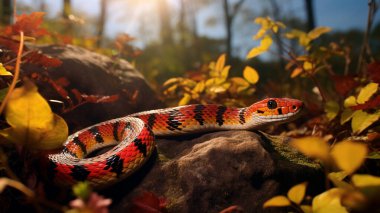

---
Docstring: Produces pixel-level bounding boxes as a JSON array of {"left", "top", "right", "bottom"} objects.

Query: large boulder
[
  {"left": 27, "top": 44, "right": 164, "bottom": 131},
  {"left": 106, "top": 130, "right": 323, "bottom": 213}
]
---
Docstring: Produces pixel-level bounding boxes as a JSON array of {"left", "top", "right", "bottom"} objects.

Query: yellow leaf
[
  {"left": 230, "top": 77, "right": 249, "bottom": 87},
  {"left": 351, "top": 110, "right": 380, "bottom": 134},
  {"left": 247, "top": 35, "right": 272, "bottom": 59},
  {"left": 330, "top": 140, "right": 367, "bottom": 174},
  {"left": 215, "top": 54, "right": 226, "bottom": 72},
  {"left": 243, "top": 66, "right": 259, "bottom": 84},
  {"left": 220, "top": 66, "right": 230, "bottom": 80},
  {"left": 303, "top": 61, "right": 313, "bottom": 71},
  {"left": 192, "top": 81, "right": 205, "bottom": 93},
  {"left": 163, "top": 77, "right": 182, "bottom": 87},
  {"left": 0, "top": 63, "right": 12, "bottom": 76},
  {"left": 164, "top": 85, "right": 178, "bottom": 95},
  {"left": 352, "top": 174, "right": 380, "bottom": 187},
  {"left": 328, "top": 172, "right": 352, "bottom": 189},
  {"left": 312, "top": 188, "right": 348, "bottom": 213},
  {"left": 325, "top": 101, "right": 339, "bottom": 121},
  {"left": 178, "top": 94, "right": 191, "bottom": 106},
  {"left": 263, "top": 195, "right": 291, "bottom": 208},
  {"left": 285, "top": 29, "right": 305, "bottom": 39},
  {"left": 180, "top": 79, "right": 196, "bottom": 88},
  {"left": 307, "top": 27, "right": 331, "bottom": 40},
  {"left": 5, "top": 83, "right": 53, "bottom": 130},
  {"left": 254, "top": 28, "right": 267, "bottom": 40},
  {"left": 343, "top": 96, "right": 357, "bottom": 108},
  {"left": 0, "top": 82, "right": 68, "bottom": 149},
  {"left": 230, "top": 77, "right": 250, "bottom": 93},
  {"left": 296, "top": 56, "right": 309, "bottom": 61},
  {"left": 291, "top": 67, "right": 303, "bottom": 78},
  {"left": 287, "top": 182, "right": 307, "bottom": 204},
  {"left": 340, "top": 109, "right": 354, "bottom": 125},
  {"left": 291, "top": 137, "right": 330, "bottom": 162},
  {"left": 209, "top": 85, "right": 226, "bottom": 93},
  {"left": 357, "top": 83, "right": 378, "bottom": 104},
  {"left": 301, "top": 205, "right": 312, "bottom": 213}
]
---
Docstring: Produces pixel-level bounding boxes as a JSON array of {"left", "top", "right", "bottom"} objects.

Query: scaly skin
[{"left": 48, "top": 98, "right": 303, "bottom": 187}]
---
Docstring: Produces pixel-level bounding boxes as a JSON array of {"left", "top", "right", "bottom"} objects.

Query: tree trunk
[
  {"left": 62, "top": 0, "right": 73, "bottom": 33},
  {"left": 158, "top": 0, "right": 173, "bottom": 44},
  {"left": 305, "top": 0, "right": 315, "bottom": 31},
  {"left": 222, "top": 0, "right": 232, "bottom": 60},
  {"left": 222, "top": 0, "right": 245, "bottom": 61},
  {"left": 268, "top": 0, "right": 286, "bottom": 73},
  {"left": 63, "top": 0, "right": 71, "bottom": 19},
  {"left": 97, "top": 0, "right": 107, "bottom": 47},
  {"left": 0, "top": 0, "right": 12, "bottom": 25}
]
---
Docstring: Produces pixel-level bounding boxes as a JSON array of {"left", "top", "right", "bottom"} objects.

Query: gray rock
[
  {"left": 108, "top": 130, "right": 323, "bottom": 213},
  {"left": 27, "top": 44, "right": 164, "bottom": 131}
]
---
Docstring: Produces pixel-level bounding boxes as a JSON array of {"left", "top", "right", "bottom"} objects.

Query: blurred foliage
[
  {"left": 0, "top": 0, "right": 379, "bottom": 212},
  {"left": 162, "top": 54, "right": 258, "bottom": 106}
]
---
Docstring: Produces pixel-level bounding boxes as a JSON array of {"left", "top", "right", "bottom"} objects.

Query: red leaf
[
  {"left": 54, "top": 77, "right": 70, "bottom": 87},
  {"left": 0, "top": 36, "right": 20, "bottom": 53},
  {"left": 332, "top": 75, "right": 358, "bottom": 96},
  {"left": 368, "top": 62, "right": 380, "bottom": 83},
  {"left": 4, "top": 12, "right": 48, "bottom": 37},
  {"left": 25, "top": 51, "right": 62, "bottom": 68},
  {"left": 351, "top": 95, "right": 380, "bottom": 110},
  {"left": 130, "top": 191, "right": 167, "bottom": 213},
  {"left": 71, "top": 89, "right": 84, "bottom": 103},
  {"left": 81, "top": 94, "right": 119, "bottom": 103},
  {"left": 219, "top": 205, "right": 244, "bottom": 213}
]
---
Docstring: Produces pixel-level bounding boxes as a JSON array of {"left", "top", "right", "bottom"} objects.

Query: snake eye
[{"left": 267, "top": 100, "right": 277, "bottom": 109}]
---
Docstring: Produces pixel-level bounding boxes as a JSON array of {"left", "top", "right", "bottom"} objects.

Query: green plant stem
[{"left": 0, "top": 31, "right": 24, "bottom": 114}]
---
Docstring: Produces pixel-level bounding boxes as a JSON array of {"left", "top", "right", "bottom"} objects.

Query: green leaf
[
  {"left": 330, "top": 140, "right": 367, "bottom": 174},
  {"left": 367, "top": 151, "right": 380, "bottom": 159},
  {"left": 73, "top": 181, "right": 91, "bottom": 200},
  {"left": 263, "top": 195, "right": 291, "bottom": 208},
  {"left": 325, "top": 101, "right": 339, "bottom": 121},
  {"left": 243, "top": 66, "right": 259, "bottom": 84},
  {"left": 0, "top": 63, "right": 12, "bottom": 76},
  {"left": 357, "top": 83, "right": 378, "bottom": 104},
  {"left": 0, "top": 87, "right": 8, "bottom": 102},
  {"left": 287, "top": 182, "right": 308, "bottom": 204},
  {"left": 351, "top": 110, "right": 380, "bottom": 134},
  {"left": 340, "top": 109, "right": 354, "bottom": 125},
  {"left": 312, "top": 188, "right": 348, "bottom": 213}
]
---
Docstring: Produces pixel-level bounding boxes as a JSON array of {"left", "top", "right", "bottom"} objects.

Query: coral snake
[{"left": 48, "top": 98, "right": 303, "bottom": 187}]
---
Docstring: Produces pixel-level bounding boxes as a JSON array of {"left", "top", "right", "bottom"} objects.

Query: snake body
[{"left": 48, "top": 98, "right": 303, "bottom": 187}]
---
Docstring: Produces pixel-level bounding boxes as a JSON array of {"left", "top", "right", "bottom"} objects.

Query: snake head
[{"left": 246, "top": 98, "right": 304, "bottom": 127}]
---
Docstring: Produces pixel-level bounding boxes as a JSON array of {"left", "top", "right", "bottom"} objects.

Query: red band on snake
[{"left": 48, "top": 98, "right": 303, "bottom": 187}]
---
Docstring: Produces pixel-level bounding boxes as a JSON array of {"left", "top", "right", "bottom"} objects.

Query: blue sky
[{"left": 18, "top": 0, "right": 378, "bottom": 57}]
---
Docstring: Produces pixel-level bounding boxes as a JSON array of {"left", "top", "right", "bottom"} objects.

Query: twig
[
  {"left": 356, "top": 0, "right": 377, "bottom": 74},
  {"left": 0, "top": 31, "right": 24, "bottom": 114}
]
